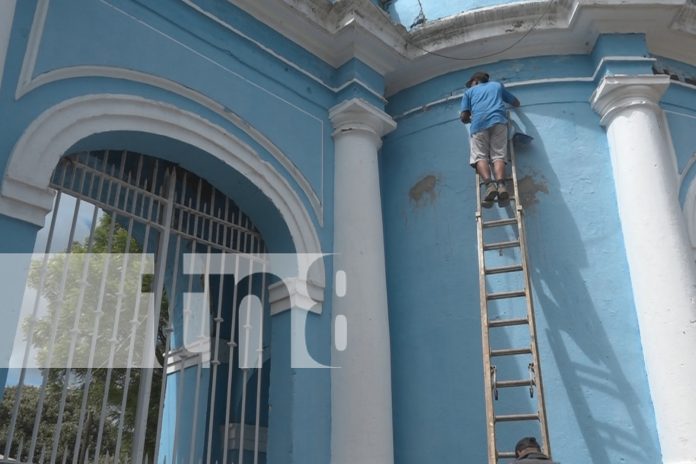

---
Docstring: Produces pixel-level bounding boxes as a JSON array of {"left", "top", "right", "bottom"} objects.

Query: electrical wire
[{"left": 407, "top": 0, "right": 556, "bottom": 61}]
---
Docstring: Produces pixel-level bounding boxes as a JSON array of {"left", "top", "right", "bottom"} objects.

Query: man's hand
[
  {"left": 512, "top": 98, "right": 521, "bottom": 108},
  {"left": 460, "top": 111, "right": 471, "bottom": 124}
]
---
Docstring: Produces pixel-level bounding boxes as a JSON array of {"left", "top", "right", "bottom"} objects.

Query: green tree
[{"left": 1, "top": 213, "right": 168, "bottom": 462}]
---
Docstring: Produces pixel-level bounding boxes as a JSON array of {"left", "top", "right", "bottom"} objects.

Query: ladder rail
[
  {"left": 474, "top": 117, "right": 552, "bottom": 463},
  {"left": 475, "top": 171, "right": 498, "bottom": 464},
  {"left": 509, "top": 134, "right": 552, "bottom": 460}
]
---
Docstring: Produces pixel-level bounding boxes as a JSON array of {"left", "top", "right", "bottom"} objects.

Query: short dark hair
[
  {"left": 466, "top": 71, "right": 490, "bottom": 88},
  {"left": 515, "top": 436, "right": 541, "bottom": 456}
]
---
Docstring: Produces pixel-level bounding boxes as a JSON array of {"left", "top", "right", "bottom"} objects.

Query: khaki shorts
[{"left": 469, "top": 123, "right": 508, "bottom": 167}]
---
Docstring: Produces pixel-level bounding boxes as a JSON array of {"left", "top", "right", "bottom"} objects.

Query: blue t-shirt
[{"left": 460, "top": 81, "right": 517, "bottom": 135}]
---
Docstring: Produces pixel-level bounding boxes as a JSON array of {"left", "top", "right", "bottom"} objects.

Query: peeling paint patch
[
  {"left": 518, "top": 173, "right": 549, "bottom": 209},
  {"left": 409, "top": 174, "right": 438, "bottom": 207}
]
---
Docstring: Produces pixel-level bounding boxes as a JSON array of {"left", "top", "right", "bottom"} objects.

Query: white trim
[
  {"left": 182, "top": 0, "right": 386, "bottom": 103},
  {"left": 0, "top": 0, "right": 17, "bottom": 91},
  {"left": 329, "top": 98, "right": 397, "bottom": 140},
  {"left": 17, "top": 0, "right": 696, "bottom": 103},
  {"left": 17, "top": 65, "right": 324, "bottom": 224},
  {"left": 0, "top": 94, "right": 325, "bottom": 286},
  {"left": 268, "top": 278, "right": 325, "bottom": 315},
  {"left": 230, "top": 0, "right": 409, "bottom": 74},
  {"left": 589, "top": 56, "right": 657, "bottom": 81},
  {"left": 392, "top": 56, "right": 657, "bottom": 120},
  {"left": 15, "top": 0, "right": 325, "bottom": 223},
  {"left": 15, "top": 0, "right": 48, "bottom": 99},
  {"left": 232, "top": 0, "right": 696, "bottom": 95},
  {"left": 682, "top": 158, "right": 696, "bottom": 248},
  {"left": 590, "top": 74, "right": 671, "bottom": 125}
]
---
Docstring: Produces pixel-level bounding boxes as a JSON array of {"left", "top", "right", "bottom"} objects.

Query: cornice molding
[
  {"left": 268, "top": 277, "right": 325, "bottom": 315},
  {"left": 0, "top": 94, "right": 326, "bottom": 293},
  {"left": 229, "top": 0, "right": 409, "bottom": 74},
  {"left": 231, "top": 0, "right": 696, "bottom": 95},
  {"left": 329, "top": 98, "right": 397, "bottom": 141},
  {"left": 590, "top": 74, "right": 671, "bottom": 125}
]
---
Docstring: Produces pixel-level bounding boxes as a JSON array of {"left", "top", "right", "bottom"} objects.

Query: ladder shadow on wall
[{"left": 512, "top": 111, "right": 660, "bottom": 463}]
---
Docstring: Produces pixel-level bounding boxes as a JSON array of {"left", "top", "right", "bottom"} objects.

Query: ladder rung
[
  {"left": 487, "top": 290, "right": 526, "bottom": 300},
  {"left": 491, "top": 347, "right": 532, "bottom": 357},
  {"left": 482, "top": 217, "right": 517, "bottom": 228},
  {"left": 497, "top": 451, "right": 516, "bottom": 459},
  {"left": 488, "top": 317, "right": 528, "bottom": 328},
  {"left": 479, "top": 177, "right": 514, "bottom": 186},
  {"left": 483, "top": 240, "right": 520, "bottom": 251},
  {"left": 495, "top": 413, "right": 539, "bottom": 422},
  {"left": 496, "top": 379, "right": 533, "bottom": 388},
  {"left": 485, "top": 264, "right": 523, "bottom": 275}
]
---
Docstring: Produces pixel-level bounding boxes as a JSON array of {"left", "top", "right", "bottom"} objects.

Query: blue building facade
[{"left": 0, "top": 0, "right": 695, "bottom": 463}]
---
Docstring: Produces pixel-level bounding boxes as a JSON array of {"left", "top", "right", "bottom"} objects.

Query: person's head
[
  {"left": 515, "top": 436, "right": 542, "bottom": 458},
  {"left": 466, "top": 71, "right": 490, "bottom": 88}
]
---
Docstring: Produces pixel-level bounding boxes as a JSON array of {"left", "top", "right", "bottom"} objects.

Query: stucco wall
[{"left": 381, "top": 53, "right": 664, "bottom": 462}]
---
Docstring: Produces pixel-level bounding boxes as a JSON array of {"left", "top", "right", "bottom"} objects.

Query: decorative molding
[
  {"left": 182, "top": 0, "right": 387, "bottom": 103},
  {"left": 391, "top": 56, "right": 657, "bottom": 121},
  {"left": 229, "top": 0, "right": 409, "bottom": 74},
  {"left": 0, "top": 94, "right": 325, "bottom": 286},
  {"left": 670, "top": 0, "right": 696, "bottom": 36},
  {"left": 0, "top": 177, "right": 56, "bottom": 228},
  {"left": 15, "top": 0, "right": 49, "bottom": 100},
  {"left": 232, "top": 0, "right": 696, "bottom": 96},
  {"left": 682, "top": 154, "right": 696, "bottom": 249},
  {"left": 329, "top": 98, "right": 397, "bottom": 143},
  {"left": 15, "top": 0, "right": 325, "bottom": 225},
  {"left": 165, "top": 339, "right": 214, "bottom": 373},
  {"left": 16, "top": 0, "right": 696, "bottom": 103},
  {"left": 0, "top": 0, "right": 17, "bottom": 90},
  {"left": 268, "top": 277, "right": 325, "bottom": 315},
  {"left": 590, "top": 74, "right": 671, "bottom": 125},
  {"left": 17, "top": 65, "right": 324, "bottom": 225}
]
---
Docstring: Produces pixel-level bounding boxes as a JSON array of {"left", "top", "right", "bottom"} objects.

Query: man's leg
[
  {"left": 490, "top": 124, "right": 509, "bottom": 201},
  {"left": 476, "top": 160, "right": 497, "bottom": 207},
  {"left": 492, "top": 160, "right": 505, "bottom": 182},
  {"left": 476, "top": 159, "right": 492, "bottom": 181},
  {"left": 471, "top": 130, "right": 497, "bottom": 208}
]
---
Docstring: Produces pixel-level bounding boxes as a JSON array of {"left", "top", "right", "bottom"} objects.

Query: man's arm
[
  {"left": 460, "top": 91, "right": 472, "bottom": 124},
  {"left": 502, "top": 86, "right": 520, "bottom": 107}
]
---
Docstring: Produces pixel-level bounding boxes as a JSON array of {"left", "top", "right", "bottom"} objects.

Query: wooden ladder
[{"left": 475, "top": 128, "right": 552, "bottom": 462}]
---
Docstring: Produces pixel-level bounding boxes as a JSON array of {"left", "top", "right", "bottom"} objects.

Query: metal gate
[{"left": 0, "top": 150, "right": 270, "bottom": 464}]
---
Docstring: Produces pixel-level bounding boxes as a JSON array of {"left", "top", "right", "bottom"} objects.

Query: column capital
[
  {"left": 329, "top": 98, "right": 396, "bottom": 140},
  {"left": 590, "top": 74, "right": 671, "bottom": 126}
]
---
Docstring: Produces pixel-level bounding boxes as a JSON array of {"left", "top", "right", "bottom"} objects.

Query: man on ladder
[
  {"left": 460, "top": 71, "right": 520, "bottom": 208},
  {"left": 514, "top": 437, "right": 559, "bottom": 463}
]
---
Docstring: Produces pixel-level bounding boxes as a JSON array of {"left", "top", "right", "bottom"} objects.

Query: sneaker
[
  {"left": 482, "top": 181, "right": 497, "bottom": 208},
  {"left": 497, "top": 180, "right": 509, "bottom": 201}
]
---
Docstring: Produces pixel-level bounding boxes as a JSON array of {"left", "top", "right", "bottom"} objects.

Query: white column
[
  {"left": 329, "top": 98, "right": 396, "bottom": 464},
  {"left": 592, "top": 75, "right": 696, "bottom": 464}
]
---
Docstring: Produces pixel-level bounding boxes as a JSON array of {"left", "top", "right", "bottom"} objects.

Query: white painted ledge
[
  {"left": 0, "top": 94, "right": 325, "bottom": 294},
  {"left": 268, "top": 277, "right": 325, "bottom": 315},
  {"left": 591, "top": 74, "right": 672, "bottom": 125},
  {"left": 233, "top": 0, "right": 696, "bottom": 95},
  {"left": 329, "top": 98, "right": 397, "bottom": 141}
]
